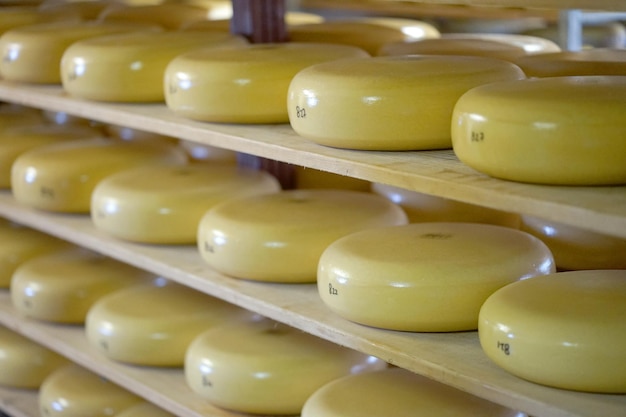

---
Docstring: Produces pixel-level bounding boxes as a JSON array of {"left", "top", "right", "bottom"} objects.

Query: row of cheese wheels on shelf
[
  {"left": 1, "top": 1, "right": 626, "bottom": 185},
  {"left": 0, "top": 104, "right": 626, "bottom": 392}
]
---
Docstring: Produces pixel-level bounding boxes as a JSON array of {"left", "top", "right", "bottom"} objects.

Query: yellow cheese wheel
[
  {"left": 165, "top": 42, "right": 369, "bottom": 123},
  {"left": 10, "top": 247, "right": 154, "bottom": 323},
  {"left": 181, "top": 11, "right": 324, "bottom": 31},
  {"left": 185, "top": 314, "right": 387, "bottom": 415},
  {"left": 85, "top": 279, "right": 248, "bottom": 366},
  {"left": 288, "top": 55, "right": 525, "bottom": 150},
  {"left": 11, "top": 137, "right": 187, "bottom": 213},
  {"left": 441, "top": 33, "right": 561, "bottom": 54},
  {"left": 288, "top": 21, "right": 416, "bottom": 55},
  {"left": 39, "top": 364, "right": 143, "bottom": 417},
  {"left": 114, "top": 402, "right": 175, "bottom": 417},
  {"left": 197, "top": 189, "right": 408, "bottom": 283},
  {"left": 0, "top": 221, "right": 72, "bottom": 288},
  {"left": 91, "top": 164, "right": 281, "bottom": 244},
  {"left": 520, "top": 215, "right": 626, "bottom": 270},
  {"left": 0, "top": 325, "right": 69, "bottom": 389},
  {"left": 98, "top": 3, "right": 230, "bottom": 29},
  {"left": 0, "top": 6, "right": 79, "bottom": 35},
  {"left": 38, "top": 0, "right": 113, "bottom": 20},
  {"left": 302, "top": 367, "right": 523, "bottom": 417},
  {"left": 338, "top": 17, "right": 440, "bottom": 41},
  {"left": 61, "top": 31, "right": 246, "bottom": 103},
  {"left": 479, "top": 269, "right": 626, "bottom": 393},
  {"left": 318, "top": 222, "right": 555, "bottom": 332},
  {"left": 451, "top": 76, "right": 626, "bottom": 185},
  {"left": 371, "top": 183, "right": 520, "bottom": 227},
  {"left": 0, "top": 20, "right": 161, "bottom": 84},
  {"left": 294, "top": 165, "right": 371, "bottom": 191},
  {"left": 0, "top": 123, "right": 104, "bottom": 188},
  {"left": 378, "top": 37, "right": 529, "bottom": 62},
  {"left": 514, "top": 48, "right": 626, "bottom": 77}
]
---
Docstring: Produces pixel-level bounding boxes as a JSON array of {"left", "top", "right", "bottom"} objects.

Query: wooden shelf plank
[
  {"left": 0, "top": 293, "right": 249, "bottom": 417},
  {"left": 0, "top": 386, "right": 38, "bottom": 417},
  {"left": 0, "top": 82, "right": 624, "bottom": 239},
  {"left": 0, "top": 195, "right": 624, "bottom": 417}
]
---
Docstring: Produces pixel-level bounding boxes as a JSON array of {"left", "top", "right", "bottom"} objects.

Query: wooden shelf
[
  {"left": 1, "top": 82, "right": 624, "bottom": 239},
  {"left": 0, "top": 386, "right": 38, "bottom": 417},
  {"left": 0, "top": 194, "right": 624, "bottom": 417}
]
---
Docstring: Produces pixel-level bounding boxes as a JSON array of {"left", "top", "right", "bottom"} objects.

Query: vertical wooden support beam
[{"left": 230, "top": 0, "right": 296, "bottom": 189}]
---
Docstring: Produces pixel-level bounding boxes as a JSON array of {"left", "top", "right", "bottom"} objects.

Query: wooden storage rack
[{"left": 0, "top": 1, "right": 625, "bottom": 417}]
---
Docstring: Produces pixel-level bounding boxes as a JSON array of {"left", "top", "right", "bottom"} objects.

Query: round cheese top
[
  {"left": 451, "top": 75, "right": 626, "bottom": 185},
  {"left": 441, "top": 33, "right": 561, "bottom": 54},
  {"left": 479, "top": 269, "right": 626, "bottom": 393},
  {"left": 514, "top": 48, "right": 626, "bottom": 77},
  {"left": 185, "top": 314, "right": 386, "bottom": 415},
  {"left": 197, "top": 189, "right": 408, "bottom": 282},
  {"left": 39, "top": 364, "right": 143, "bottom": 417},
  {"left": 302, "top": 367, "right": 522, "bottom": 417},
  {"left": 318, "top": 222, "right": 555, "bottom": 331},
  {"left": 0, "top": 325, "right": 69, "bottom": 389}
]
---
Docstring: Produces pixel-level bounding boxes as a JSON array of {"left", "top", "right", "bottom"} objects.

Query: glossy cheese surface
[
  {"left": 39, "top": 364, "right": 143, "bottom": 417},
  {"left": 288, "top": 55, "right": 525, "bottom": 150},
  {"left": 288, "top": 21, "right": 414, "bottom": 55},
  {"left": 185, "top": 315, "right": 386, "bottom": 415},
  {"left": 520, "top": 215, "right": 626, "bottom": 270},
  {"left": 0, "top": 221, "right": 72, "bottom": 288},
  {"left": 98, "top": 3, "right": 231, "bottom": 29},
  {"left": 371, "top": 183, "right": 520, "bottom": 227},
  {"left": 341, "top": 17, "right": 440, "bottom": 40},
  {"left": 197, "top": 189, "right": 408, "bottom": 283},
  {"left": 0, "top": 123, "right": 104, "bottom": 188},
  {"left": 452, "top": 76, "right": 626, "bottom": 185},
  {"left": 0, "top": 325, "right": 69, "bottom": 389},
  {"left": 11, "top": 137, "right": 187, "bottom": 213},
  {"left": 378, "top": 37, "right": 529, "bottom": 62},
  {"left": 165, "top": 42, "right": 369, "bottom": 123},
  {"left": 85, "top": 279, "right": 248, "bottom": 366},
  {"left": 302, "top": 367, "right": 523, "bottom": 417},
  {"left": 91, "top": 164, "right": 281, "bottom": 244},
  {"left": 0, "top": 21, "right": 160, "bottom": 84},
  {"left": 479, "top": 269, "right": 626, "bottom": 393},
  {"left": 514, "top": 48, "right": 626, "bottom": 77},
  {"left": 441, "top": 33, "right": 561, "bottom": 54},
  {"left": 62, "top": 31, "right": 247, "bottom": 102},
  {"left": 11, "top": 247, "right": 154, "bottom": 323},
  {"left": 318, "top": 222, "right": 555, "bottom": 331}
]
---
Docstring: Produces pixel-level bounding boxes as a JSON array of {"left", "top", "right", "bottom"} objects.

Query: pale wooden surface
[
  {"left": 0, "top": 196, "right": 624, "bottom": 417},
  {"left": 0, "top": 386, "right": 38, "bottom": 417},
  {"left": 0, "top": 82, "right": 624, "bottom": 239}
]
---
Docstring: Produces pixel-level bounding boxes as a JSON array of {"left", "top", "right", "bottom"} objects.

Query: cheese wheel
[
  {"left": 185, "top": 314, "right": 387, "bottom": 415},
  {"left": 10, "top": 247, "right": 154, "bottom": 323},
  {"left": 165, "top": 42, "right": 369, "bottom": 123},
  {"left": 451, "top": 76, "right": 626, "bottom": 185},
  {"left": 91, "top": 164, "right": 281, "bottom": 244},
  {"left": 39, "top": 364, "right": 143, "bottom": 417},
  {"left": 318, "top": 222, "right": 555, "bottom": 332},
  {"left": 181, "top": 11, "right": 324, "bottom": 31},
  {"left": 338, "top": 17, "right": 440, "bottom": 41},
  {"left": 514, "top": 48, "right": 626, "bottom": 77},
  {"left": 302, "top": 367, "right": 523, "bottom": 417},
  {"left": 378, "top": 37, "right": 529, "bottom": 62},
  {"left": 11, "top": 137, "right": 187, "bottom": 213},
  {"left": 0, "top": 221, "right": 72, "bottom": 288},
  {"left": 288, "top": 21, "right": 415, "bottom": 55},
  {"left": 371, "top": 183, "right": 520, "bottom": 227},
  {"left": 98, "top": 3, "right": 230, "bottom": 29},
  {"left": 0, "top": 6, "right": 79, "bottom": 35},
  {"left": 479, "top": 269, "right": 626, "bottom": 393},
  {"left": 288, "top": 55, "right": 525, "bottom": 150},
  {"left": 197, "top": 189, "right": 408, "bottom": 283},
  {"left": 61, "top": 31, "right": 246, "bottom": 103},
  {"left": 85, "top": 279, "right": 248, "bottom": 366},
  {"left": 114, "top": 402, "right": 175, "bottom": 417},
  {"left": 0, "top": 123, "right": 104, "bottom": 188},
  {"left": 294, "top": 166, "right": 371, "bottom": 191},
  {"left": 0, "top": 20, "right": 161, "bottom": 84},
  {"left": 520, "top": 215, "right": 626, "bottom": 270},
  {"left": 0, "top": 325, "right": 69, "bottom": 389},
  {"left": 441, "top": 33, "right": 561, "bottom": 54},
  {"left": 38, "top": 0, "right": 113, "bottom": 20}
]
